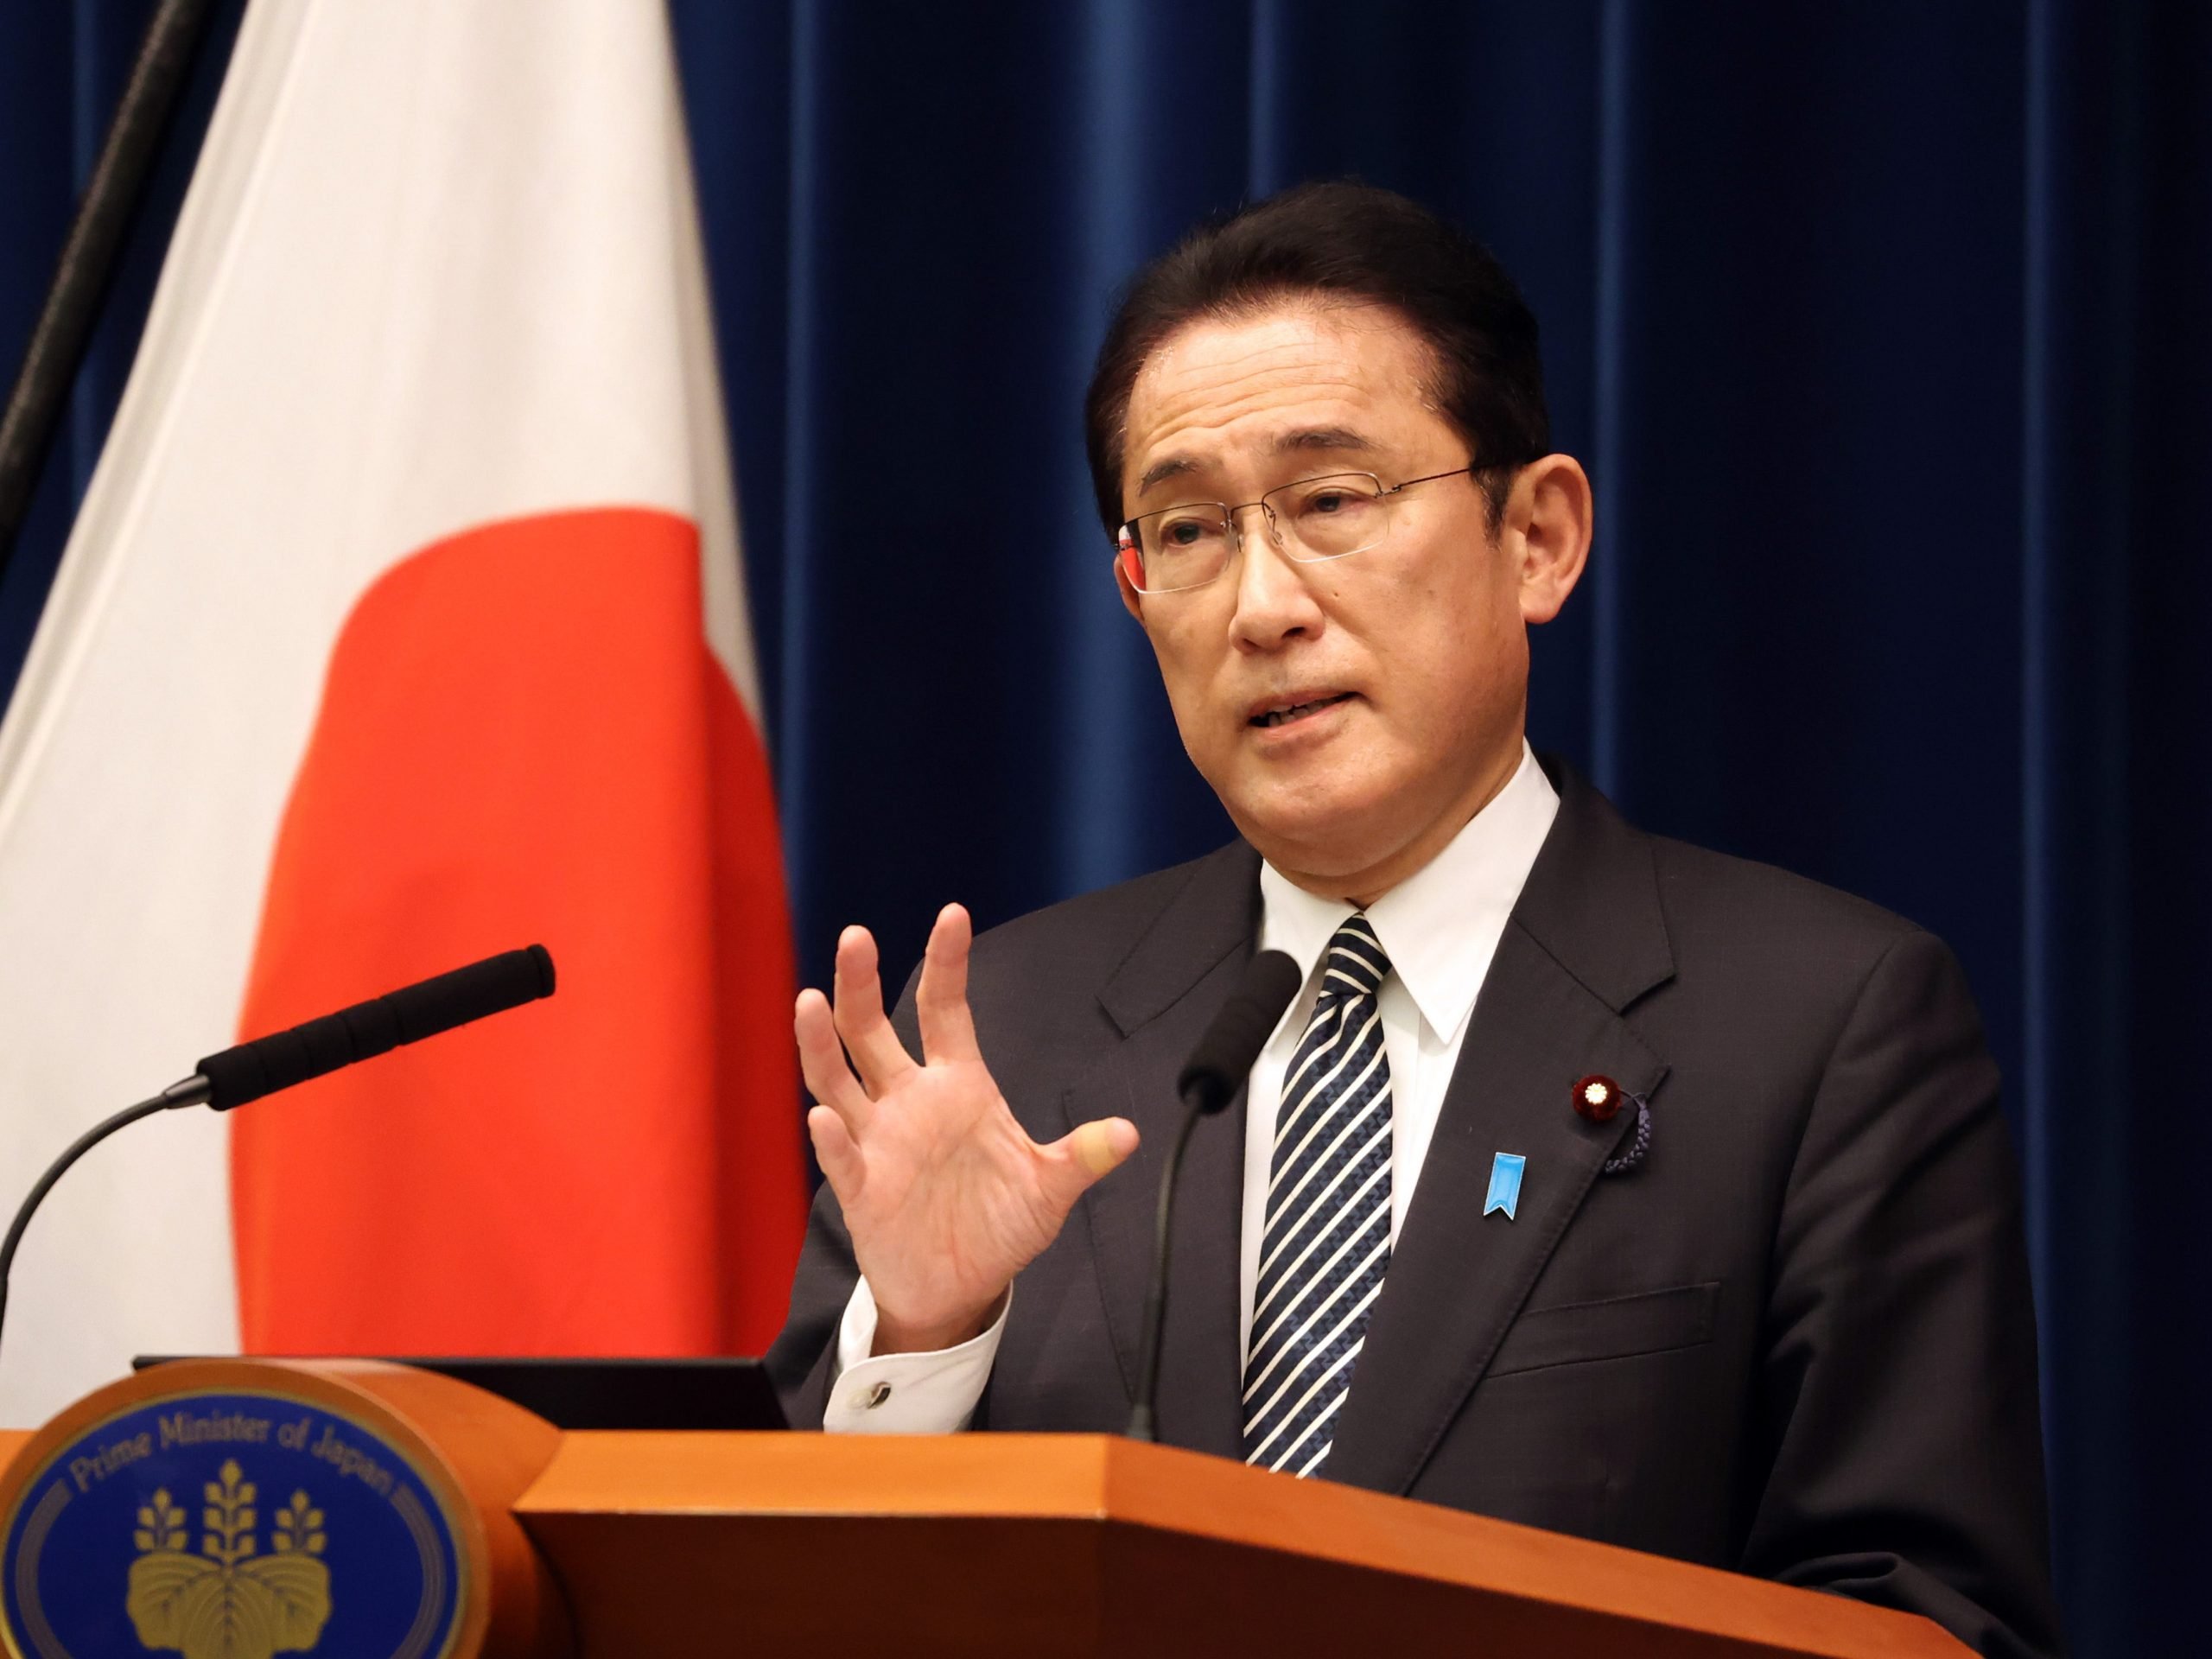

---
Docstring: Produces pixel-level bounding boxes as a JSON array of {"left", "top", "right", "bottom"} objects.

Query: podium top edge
[{"left": 514, "top": 1433, "right": 1969, "bottom": 1659}]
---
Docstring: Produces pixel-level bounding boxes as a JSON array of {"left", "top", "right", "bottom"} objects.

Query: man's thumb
[{"left": 1049, "top": 1116, "right": 1140, "bottom": 1199}]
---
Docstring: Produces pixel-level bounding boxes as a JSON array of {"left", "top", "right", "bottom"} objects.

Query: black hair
[{"left": 1083, "top": 181, "right": 1550, "bottom": 535}]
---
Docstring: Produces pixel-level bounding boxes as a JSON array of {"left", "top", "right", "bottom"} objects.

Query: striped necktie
[{"left": 1243, "top": 913, "right": 1394, "bottom": 1476}]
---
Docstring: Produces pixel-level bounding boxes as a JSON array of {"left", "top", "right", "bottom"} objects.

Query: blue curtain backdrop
[{"left": 3, "top": 4, "right": 2206, "bottom": 1652}]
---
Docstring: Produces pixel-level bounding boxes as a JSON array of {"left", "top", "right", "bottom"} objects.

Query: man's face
[{"left": 1116, "top": 302, "right": 1548, "bottom": 897}]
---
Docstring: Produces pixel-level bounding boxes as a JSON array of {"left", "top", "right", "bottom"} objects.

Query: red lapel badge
[{"left": 1573, "top": 1074, "right": 1622, "bottom": 1122}]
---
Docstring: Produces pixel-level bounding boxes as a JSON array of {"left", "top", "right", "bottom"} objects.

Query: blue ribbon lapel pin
[{"left": 1484, "top": 1152, "right": 1527, "bottom": 1220}]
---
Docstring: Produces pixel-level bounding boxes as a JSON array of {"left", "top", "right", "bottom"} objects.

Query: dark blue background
[{"left": 3, "top": 5, "right": 2206, "bottom": 1653}]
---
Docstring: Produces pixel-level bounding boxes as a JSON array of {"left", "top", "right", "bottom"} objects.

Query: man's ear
[
  {"left": 1114, "top": 548, "right": 1146, "bottom": 621},
  {"left": 1506, "top": 454, "right": 1593, "bottom": 626}
]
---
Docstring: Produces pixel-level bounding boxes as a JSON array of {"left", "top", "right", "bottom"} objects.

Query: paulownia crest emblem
[{"left": 124, "top": 1459, "right": 332, "bottom": 1659}]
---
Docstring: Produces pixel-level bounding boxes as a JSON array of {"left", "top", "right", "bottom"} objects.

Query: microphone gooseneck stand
[
  {"left": 0, "top": 1077, "right": 210, "bottom": 1348},
  {"left": 1127, "top": 1085, "right": 1209, "bottom": 1445},
  {"left": 1125, "top": 949, "right": 1301, "bottom": 1443},
  {"left": 0, "top": 943, "right": 556, "bottom": 1367}
]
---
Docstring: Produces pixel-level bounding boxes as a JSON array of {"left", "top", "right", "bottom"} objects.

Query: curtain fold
[
  {"left": 3, "top": 3, "right": 2207, "bottom": 1650},
  {"left": 2021, "top": 4, "right": 2212, "bottom": 1651}
]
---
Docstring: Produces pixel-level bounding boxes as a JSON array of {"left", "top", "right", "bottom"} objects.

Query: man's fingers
[
  {"left": 795, "top": 988, "right": 874, "bottom": 1131},
  {"left": 1039, "top": 1116, "right": 1140, "bottom": 1209},
  {"left": 806, "top": 1105, "right": 866, "bottom": 1204},
  {"left": 831, "top": 925, "right": 919, "bottom": 1096},
  {"left": 915, "top": 903, "right": 984, "bottom": 1064}
]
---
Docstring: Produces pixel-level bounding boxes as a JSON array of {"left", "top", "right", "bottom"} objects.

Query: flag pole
[{"left": 0, "top": 0, "right": 219, "bottom": 583}]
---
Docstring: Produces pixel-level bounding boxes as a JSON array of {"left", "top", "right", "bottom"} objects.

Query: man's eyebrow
[
  {"left": 1136, "top": 454, "right": 1201, "bottom": 498},
  {"left": 1135, "top": 428, "right": 1377, "bottom": 501},
  {"left": 1274, "top": 425, "right": 1376, "bottom": 457}
]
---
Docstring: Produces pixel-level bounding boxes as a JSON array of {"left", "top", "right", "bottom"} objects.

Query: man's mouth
[{"left": 1249, "top": 692, "right": 1355, "bottom": 729}]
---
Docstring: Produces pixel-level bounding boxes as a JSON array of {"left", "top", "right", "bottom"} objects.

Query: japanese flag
[{"left": 0, "top": 0, "right": 804, "bottom": 1422}]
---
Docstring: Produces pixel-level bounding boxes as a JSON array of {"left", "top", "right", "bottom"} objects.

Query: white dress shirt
[{"left": 824, "top": 742, "right": 1560, "bottom": 1432}]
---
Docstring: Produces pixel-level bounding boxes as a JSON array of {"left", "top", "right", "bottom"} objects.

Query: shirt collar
[{"left": 1256, "top": 741, "right": 1560, "bottom": 1044}]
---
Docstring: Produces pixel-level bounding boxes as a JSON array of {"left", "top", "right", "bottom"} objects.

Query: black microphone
[
  {"left": 194, "top": 943, "right": 555, "bottom": 1109},
  {"left": 1127, "top": 948, "right": 1300, "bottom": 1443},
  {"left": 0, "top": 944, "right": 556, "bottom": 1359}
]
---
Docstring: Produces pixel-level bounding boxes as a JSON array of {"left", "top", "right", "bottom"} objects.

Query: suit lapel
[
  {"left": 1324, "top": 761, "right": 1676, "bottom": 1496},
  {"left": 1061, "top": 842, "right": 1260, "bottom": 1461}
]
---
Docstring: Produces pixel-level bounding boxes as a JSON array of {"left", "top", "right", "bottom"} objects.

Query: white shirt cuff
[{"left": 823, "top": 1276, "right": 1007, "bottom": 1434}]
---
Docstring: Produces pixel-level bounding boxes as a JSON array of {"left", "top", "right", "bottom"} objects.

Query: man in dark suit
[{"left": 767, "top": 183, "right": 2061, "bottom": 1657}]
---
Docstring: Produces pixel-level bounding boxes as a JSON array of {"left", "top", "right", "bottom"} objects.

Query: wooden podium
[{"left": 0, "top": 1359, "right": 1972, "bottom": 1657}]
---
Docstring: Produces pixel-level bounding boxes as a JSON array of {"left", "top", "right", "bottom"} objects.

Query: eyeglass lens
[{"left": 1122, "top": 474, "right": 1390, "bottom": 592}]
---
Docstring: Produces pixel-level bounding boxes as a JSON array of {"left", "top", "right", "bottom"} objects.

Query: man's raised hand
[{"left": 795, "top": 903, "right": 1139, "bottom": 1355}]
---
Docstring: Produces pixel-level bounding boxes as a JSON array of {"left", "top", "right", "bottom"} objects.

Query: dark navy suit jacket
[{"left": 769, "top": 759, "right": 2063, "bottom": 1657}]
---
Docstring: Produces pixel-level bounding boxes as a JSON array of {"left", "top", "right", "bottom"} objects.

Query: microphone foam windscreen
[
  {"left": 195, "top": 944, "right": 556, "bottom": 1109},
  {"left": 383, "top": 944, "right": 556, "bottom": 1043},
  {"left": 1177, "top": 950, "right": 1302, "bottom": 1114}
]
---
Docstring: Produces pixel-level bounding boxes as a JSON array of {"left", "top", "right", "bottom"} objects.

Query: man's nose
[{"left": 1227, "top": 504, "right": 1322, "bottom": 649}]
